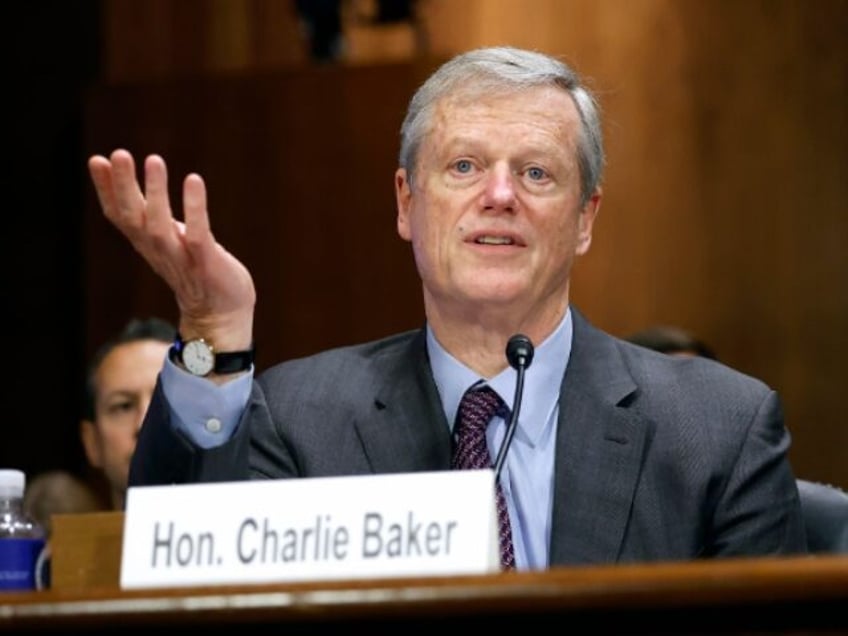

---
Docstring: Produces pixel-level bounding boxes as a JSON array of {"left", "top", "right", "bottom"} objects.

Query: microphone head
[{"left": 506, "top": 334, "right": 534, "bottom": 370}]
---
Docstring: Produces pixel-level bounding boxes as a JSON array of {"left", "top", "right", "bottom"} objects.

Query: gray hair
[{"left": 399, "top": 46, "right": 604, "bottom": 206}]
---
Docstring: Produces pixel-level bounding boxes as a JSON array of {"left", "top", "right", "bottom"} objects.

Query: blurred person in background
[
  {"left": 626, "top": 324, "right": 717, "bottom": 360},
  {"left": 23, "top": 470, "right": 102, "bottom": 537},
  {"left": 80, "top": 316, "right": 176, "bottom": 510}
]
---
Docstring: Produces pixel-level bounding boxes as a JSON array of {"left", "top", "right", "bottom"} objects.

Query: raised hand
[{"left": 88, "top": 149, "right": 255, "bottom": 354}]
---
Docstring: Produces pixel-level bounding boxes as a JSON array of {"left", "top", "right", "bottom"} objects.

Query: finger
[
  {"left": 182, "top": 173, "right": 214, "bottom": 262},
  {"left": 143, "top": 154, "right": 174, "bottom": 237},
  {"left": 88, "top": 155, "right": 117, "bottom": 219},
  {"left": 109, "top": 149, "right": 146, "bottom": 224}
]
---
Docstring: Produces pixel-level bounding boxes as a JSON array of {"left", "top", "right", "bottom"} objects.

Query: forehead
[
  {"left": 95, "top": 340, "right": 170, "bottom": 390},
  {"left": 428, "top": 85, "right": 580, "bottom": 149}
]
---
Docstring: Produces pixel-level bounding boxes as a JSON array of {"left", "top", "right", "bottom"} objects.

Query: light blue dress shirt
[
  {"left": 161, "top": 309, "right": 572, "bottom": 570},
  {"left": 425, "top": 310, "right": 572, "bottom": 570}
]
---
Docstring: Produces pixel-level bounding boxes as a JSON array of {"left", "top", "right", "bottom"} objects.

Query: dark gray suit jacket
[{"left": 130, "top": 309, "right": 807, "bottom": 565}]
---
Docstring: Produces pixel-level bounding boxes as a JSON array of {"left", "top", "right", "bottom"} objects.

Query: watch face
[{"left": 182, "top": 339, "right": 215, "bottom": 376}]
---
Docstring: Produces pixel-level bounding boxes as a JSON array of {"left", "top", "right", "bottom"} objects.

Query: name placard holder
[{"left": 120, "top": 469, "right": 500, "bottom": 589}]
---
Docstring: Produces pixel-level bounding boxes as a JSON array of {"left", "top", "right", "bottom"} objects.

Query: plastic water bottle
[{"left": 0, "top": 469, "right": 46, "bottom": 591}]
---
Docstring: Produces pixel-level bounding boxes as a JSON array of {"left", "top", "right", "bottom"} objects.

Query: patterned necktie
[{"left": 451, "top": 385, "right": 516, "bottom": 570}]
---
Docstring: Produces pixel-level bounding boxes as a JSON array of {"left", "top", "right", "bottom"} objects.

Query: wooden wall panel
[
  {"left": 83, "top": 62, "right": 435, "bottom": 365},
  {"left": 101, "top": 0, "right": 307, "bottom": 81}
]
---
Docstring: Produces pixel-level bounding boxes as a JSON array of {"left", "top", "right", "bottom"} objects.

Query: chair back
[{"left": 796, "top": 479, "right": 848, "bottom": 554}]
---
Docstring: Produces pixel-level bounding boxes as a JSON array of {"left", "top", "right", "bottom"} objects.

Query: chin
[{"left": 458, "top": 283, "right": 527, "bottom": 306}]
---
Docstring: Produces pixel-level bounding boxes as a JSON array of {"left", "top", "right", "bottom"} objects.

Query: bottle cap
[{"left": 0, "top": 469, "right": 25, "bottom": 498}]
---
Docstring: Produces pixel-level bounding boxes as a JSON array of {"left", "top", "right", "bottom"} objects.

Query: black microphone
[{"left": 494, "top": 334, "right": 535, "bottom": 481}]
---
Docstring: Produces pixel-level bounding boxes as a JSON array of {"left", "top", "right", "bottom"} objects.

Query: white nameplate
[{"left": 120, "top": 469, "right": 500, "bottom": 589}]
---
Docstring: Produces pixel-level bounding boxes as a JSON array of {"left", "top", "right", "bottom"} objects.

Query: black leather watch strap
[{"left": 213, "top": 347, "right": 256, "bottom": 374}]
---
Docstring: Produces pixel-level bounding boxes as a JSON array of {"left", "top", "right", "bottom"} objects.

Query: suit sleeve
[
  {"left": 128, "top": 379, "right": 253, "bottom": 487},
  {"left": 707, "top": 390, "right": 807, "bottom": 555}
]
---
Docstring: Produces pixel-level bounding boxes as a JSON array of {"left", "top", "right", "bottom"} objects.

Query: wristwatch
[{"left": 170, "top": 333, "right": 255, "bottom": 377}]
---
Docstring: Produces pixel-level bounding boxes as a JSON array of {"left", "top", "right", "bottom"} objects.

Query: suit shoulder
[
  {"left": 616, "top": 336, "right": 775, "bottom": 409},
  {"left": 256, "top": 328, "right": 421, "bottom": 389}
]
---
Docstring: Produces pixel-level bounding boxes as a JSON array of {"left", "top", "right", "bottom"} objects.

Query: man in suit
[{"left": 87, "top": 46, "right": 806, "bottom": 570}]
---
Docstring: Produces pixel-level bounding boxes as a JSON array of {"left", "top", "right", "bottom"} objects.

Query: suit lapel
[
  {"left": 549, "top": 310, "right": 650, "bottom": 565},
  {"left": 354, "top": 329, "right": 453, "bottom": 474}
]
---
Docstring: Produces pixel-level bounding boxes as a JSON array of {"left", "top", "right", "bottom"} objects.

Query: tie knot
[{"left": 456, "top": 385, "right": 506, "bottom": 435}]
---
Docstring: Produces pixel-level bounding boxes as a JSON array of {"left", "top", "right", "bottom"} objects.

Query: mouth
[
  {"left": 467, "top": 231, "right": 526, "bottom": 247},
  {"left": 475, "top": 236, "right": 515, "bottom": 245}
]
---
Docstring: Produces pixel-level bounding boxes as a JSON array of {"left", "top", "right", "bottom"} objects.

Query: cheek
[
  {"left": 539, "top": 215, "right": 573, "bottom": 253},
  {"left": 407, "top": 202, "right": 442, "bottom": 254},
  {"left": 533, "top": 215, "right": 582, "bottom": 276},
  {"left": 100, "top": 426, "right": 136, "bottom": 453}
]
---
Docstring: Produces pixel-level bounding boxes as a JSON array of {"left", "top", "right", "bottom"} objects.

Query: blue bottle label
[{"left": 0, "top": 538, "right": 46, "bottom": 590}]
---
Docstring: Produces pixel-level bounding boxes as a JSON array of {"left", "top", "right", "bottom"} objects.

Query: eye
[
  {"left": 453, "top": 159, "right": 474, "bottom": 174},
  {"left": 525, "top": 166, "right": 548, "bottom": 181},
  {"left": 106, "top": 398, "right": 137, "bottom": 416}
]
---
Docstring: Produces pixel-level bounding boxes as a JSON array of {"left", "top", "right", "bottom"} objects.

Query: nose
[
  {"left": 136, "top": 395, "right": 153, "bottom": 436},
  {"left": 482, "top": 163, "right": 517, "bottom": 213}
]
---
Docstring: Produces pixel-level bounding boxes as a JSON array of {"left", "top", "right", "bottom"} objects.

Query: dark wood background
[{"left": 5, "top": 1, "right": 846, "bottom": 492}]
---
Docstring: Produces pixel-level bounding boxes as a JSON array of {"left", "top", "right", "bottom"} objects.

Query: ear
[
  {"left": 575, "top": 187, "right": 602, "bottom": 255},
  {"left": 395, "top": 168, "right": 413, "bottom": 242},
  {"left": 80, "top": 420, "right": 103, "bottom": 469}
]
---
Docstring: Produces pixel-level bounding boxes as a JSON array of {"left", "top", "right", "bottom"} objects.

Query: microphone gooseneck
[{"left": 494, "top": 334, "right": 535, "bottom": 481}]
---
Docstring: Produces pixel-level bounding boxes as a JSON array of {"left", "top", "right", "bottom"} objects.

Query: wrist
[{"left": 178, "top": 313, "right": 254, "bottom": 352}]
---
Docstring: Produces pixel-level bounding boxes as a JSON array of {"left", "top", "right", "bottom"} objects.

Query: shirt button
[{"left": 205, "top": 417, "right": 222, "bottom": 434}]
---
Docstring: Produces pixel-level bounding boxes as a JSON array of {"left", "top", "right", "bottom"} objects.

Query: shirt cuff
[{"left": 160, "top": 354, "right": 253, "bottom": 449}]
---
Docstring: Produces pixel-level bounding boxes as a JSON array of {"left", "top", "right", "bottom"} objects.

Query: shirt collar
[{"left": 427, "top": 308, "right": 572, "bottom": 445}]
